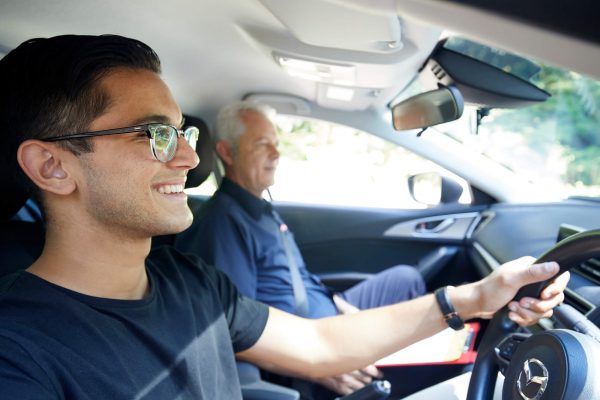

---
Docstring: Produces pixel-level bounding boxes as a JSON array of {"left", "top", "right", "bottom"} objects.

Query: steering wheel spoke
[{"left": 495, "top": 333, "right": 530, "bottom": 375}]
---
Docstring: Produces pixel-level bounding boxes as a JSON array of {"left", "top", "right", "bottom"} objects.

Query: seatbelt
[{"left": 271, "top": 211, "right": 310, "bottom": 317}]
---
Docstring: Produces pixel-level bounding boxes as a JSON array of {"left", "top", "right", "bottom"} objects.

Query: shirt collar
[{"left": 219, "top": 178, "right": 271, "bottom": 220}]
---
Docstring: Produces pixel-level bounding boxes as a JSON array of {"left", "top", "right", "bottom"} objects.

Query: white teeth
[{"left": 157, "top": 184, "right": 184, "bottom": 194}]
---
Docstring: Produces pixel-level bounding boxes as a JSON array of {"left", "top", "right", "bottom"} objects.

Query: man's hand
[
  {"left": 320, "top": 295, "right": 382, "bottom": 395},
  {"left": 332, "top": 294, "right": 360, "bottom": 314},
  {"left": 315, "top": 364, "right": 383, "bottom": 396},
  {"left": 461, "top": 256, "right": 569, "bottom": 326}
]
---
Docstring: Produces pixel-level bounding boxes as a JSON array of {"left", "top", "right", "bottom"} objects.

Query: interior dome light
[{"left": 275, "top": 54, "right": 356, "bottom": 86}]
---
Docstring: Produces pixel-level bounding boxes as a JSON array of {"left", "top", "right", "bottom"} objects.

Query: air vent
[
  {"left": 564, "top": 289, "right": 594, "bottom": 314},
  {"left": 574, "top": 258, "right": 600, "bottom": 285}
]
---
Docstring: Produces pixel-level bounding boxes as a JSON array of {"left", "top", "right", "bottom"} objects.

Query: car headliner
[{"left": 2, "top": 0, "right": 598, "bottom": 120}]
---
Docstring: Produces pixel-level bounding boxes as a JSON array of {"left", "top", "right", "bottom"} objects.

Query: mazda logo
[{"left": 517, "top": 358, "right": 549, "bottom": 400}]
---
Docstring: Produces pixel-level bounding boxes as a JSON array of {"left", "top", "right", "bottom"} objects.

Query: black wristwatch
[{"left": 434, "top": 286, "right": 465, "bottom": 331}]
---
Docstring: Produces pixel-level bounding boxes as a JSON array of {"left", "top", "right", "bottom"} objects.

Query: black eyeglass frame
[{"left": 41, "top": 123, "right": 200, "bottom": 162}]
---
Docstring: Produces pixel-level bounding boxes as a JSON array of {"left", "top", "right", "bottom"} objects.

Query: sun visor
[
  {"left": 258, "top": 0, "right": 402, "bottom": 53},
  {"left": 422, "top": 40, "right": 550, "bottom": 108}
]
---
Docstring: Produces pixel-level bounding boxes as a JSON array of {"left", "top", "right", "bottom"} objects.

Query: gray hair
[{"left": 214, "top": 100, "right": 276, "bottom": 149}]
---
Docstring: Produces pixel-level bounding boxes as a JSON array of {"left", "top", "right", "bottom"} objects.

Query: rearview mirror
[{"left": 392, "top": 86, "right": 464, "bottom": 131}]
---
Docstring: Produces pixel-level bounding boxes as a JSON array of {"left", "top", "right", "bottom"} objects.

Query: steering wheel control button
[
  {"left": 434, "top": 286, "right": 464, "bottom": 330},
  {"left": 517, "top": 358, "right": 549, "bottom": 400},
  {"left": 495, "top": 333, "right": 529, "bottom": 373}
]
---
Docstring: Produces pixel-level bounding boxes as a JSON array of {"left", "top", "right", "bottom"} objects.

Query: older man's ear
[
  {"left": 215, "top": 140, "right": 234, "bottom": 167},
  {"left": 17, "top": 140, "right": 77, "bottom": 195}
]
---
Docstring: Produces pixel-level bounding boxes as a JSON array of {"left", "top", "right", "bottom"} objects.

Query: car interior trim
[
  {"left": 384, "top": 212, "right": 481, "bottom": 240},
  {"left": 472, "top": 241, "right": 501, "bottom": 271}
]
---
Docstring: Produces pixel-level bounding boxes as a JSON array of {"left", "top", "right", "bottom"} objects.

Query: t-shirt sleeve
[
  {"left": 0, "top": 336, "right": 57, "bottom": 399},
  {"left": 212, "top": 264, "right": 269, "bottom": 352},
  {"left": 175, "top": 209, "right": 258, "bottom": 299},
  {"left": 185, "top": 255, "right": 269, "bottom": 353}
]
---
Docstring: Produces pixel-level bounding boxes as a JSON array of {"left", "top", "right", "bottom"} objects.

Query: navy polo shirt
[{"left": 175, "top": 178, "right": 338, "bottom": 318}]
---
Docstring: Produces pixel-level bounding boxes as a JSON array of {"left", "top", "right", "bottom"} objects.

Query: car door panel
[{"left": 273, "top": 201, "right": 488, "bottom": 286}]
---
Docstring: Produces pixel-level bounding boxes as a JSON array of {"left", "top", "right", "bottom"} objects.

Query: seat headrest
[
  {"left": 184, "top": 115, "right": 215, "bottom": 189},
  {"left": 0, "top": 220, "right": 45, "bottom": 276},
  {"left": 0, "top": 172, "right": 28, "bottom": 221}
]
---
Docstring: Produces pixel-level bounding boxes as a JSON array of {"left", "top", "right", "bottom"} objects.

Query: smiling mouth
[{"left": 156, "top": 184, "right": 184, "bottom": 194}]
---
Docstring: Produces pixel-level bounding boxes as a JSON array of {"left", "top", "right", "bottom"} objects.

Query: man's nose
[
  {"left": 270, "top": 143, "right": 280, "bottom": 159},
  {"left": 169, "top": 136, "right": 200, "bottom": 170}
]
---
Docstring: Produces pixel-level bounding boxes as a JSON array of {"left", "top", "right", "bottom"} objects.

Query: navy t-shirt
[
  {"left": 0, "top": 246, "right": 269, "bottom": 399},
  {"left": 175, "top": 178, "right": 337, "bottom": 319}
]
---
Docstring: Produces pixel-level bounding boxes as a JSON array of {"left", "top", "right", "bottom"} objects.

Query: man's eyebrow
[{"left": 131, "top": 114, "right": 184, "bottom": 128}]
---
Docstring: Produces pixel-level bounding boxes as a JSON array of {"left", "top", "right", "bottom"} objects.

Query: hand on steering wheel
[{"left": 474, "top": 257, "right": 568, "bottom": 325}]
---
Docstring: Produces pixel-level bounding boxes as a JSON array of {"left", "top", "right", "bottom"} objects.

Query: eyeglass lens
[{"left": 149, "top": 125, "right": 199, "bottom": 162}]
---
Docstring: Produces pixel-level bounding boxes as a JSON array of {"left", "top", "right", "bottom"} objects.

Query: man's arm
[{"left": 238, "top": 258, "right": 568, "bottom": 379}]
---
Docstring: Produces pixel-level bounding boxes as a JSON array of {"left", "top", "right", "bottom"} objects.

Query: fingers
[
  {"left": 360, "top": 365, "right": 383, "bottom": 379},
  {"left": 318, "top": 372, "right": 372, "bottom": 395},
  {"left": 349, "top": 370, "right": 373, "bottom": 386},
  {"left": 507, "top": 288, "right": 564, "bottom": 326},
  {"left": 477, "top": 257, "right": 568, "bottom": 325},
  {"left": 315, "top": 376, "right": 355, "bottom": 396},
  {"left": 508, "top": 300, "right": 554, "bottom": 326},
  {"left": 502, "top": 262, "right": 569, "bottom": 327},
  {"left": 498, "top": 259, "right": 559, "bottom": 291},
  {"left": 332, "top": 294, "right": 360, "bottom": 314},
  {"left": 524, "top": 261, "right": 560, "bottom": 284},
  {"left": 540, "top": 271, "right": 570, "bottom": 300},
  {"left": 337, "top": 376, "right": 365, "bottom": 395}
]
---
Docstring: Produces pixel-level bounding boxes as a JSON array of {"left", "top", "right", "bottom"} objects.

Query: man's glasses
[{"left": 41, "top": 123, "right": 200, "bottom": 163}]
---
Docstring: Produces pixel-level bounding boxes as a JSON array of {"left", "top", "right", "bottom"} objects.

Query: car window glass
[{"left": 268, "top": 115, "right": 472, "bottom": 208}]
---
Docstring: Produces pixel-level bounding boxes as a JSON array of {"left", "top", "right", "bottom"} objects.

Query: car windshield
[{"left": 422, "top": 38, "right": 600, "bottom": 199}]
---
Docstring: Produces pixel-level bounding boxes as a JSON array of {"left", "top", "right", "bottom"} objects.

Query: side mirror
[
  {"left": 408, "top": 172, "right": 464, "bottom": 206},
  {"left": 392, "top": 86, "right": 464, "bottom": 131}
]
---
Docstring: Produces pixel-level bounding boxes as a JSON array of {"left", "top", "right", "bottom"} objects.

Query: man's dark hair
[{"left": 0, "top": 34, "right": 161, "bottom": 209}]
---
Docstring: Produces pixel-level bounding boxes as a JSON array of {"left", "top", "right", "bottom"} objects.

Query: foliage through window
[{"left": 435, "top": 63, "right": 600, "bottom": 198}]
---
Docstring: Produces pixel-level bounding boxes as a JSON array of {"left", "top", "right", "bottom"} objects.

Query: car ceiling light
[
  {"left": 275, "top": 54, "right": 356, "bottom": 86},
  {"left": 326, "top": 86, "right": 355, "bottom": 102}
]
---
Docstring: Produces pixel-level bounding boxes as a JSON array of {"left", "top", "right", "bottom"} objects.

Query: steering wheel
[{"left": 466, "top": 229, "right": 600, "bottom": 400}]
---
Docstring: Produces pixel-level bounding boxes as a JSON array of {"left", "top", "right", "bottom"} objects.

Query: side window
[
  {"left": 188, "top": 173, "right": 218, "bottom": 196},
  {"left": 270, "top": 115, "right": 472, "bottom": 209}
]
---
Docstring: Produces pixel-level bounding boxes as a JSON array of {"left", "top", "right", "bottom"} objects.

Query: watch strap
[{"left": 434, "top": 286, "right": 465, "bottom": 331}]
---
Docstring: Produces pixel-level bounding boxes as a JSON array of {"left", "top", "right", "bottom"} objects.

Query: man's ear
[
  {"left": 215, "top": 140, "right": 234, "bottom": 167},
  {"left": 17, "top": 140, "right": 77, "bottom": 195}
]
